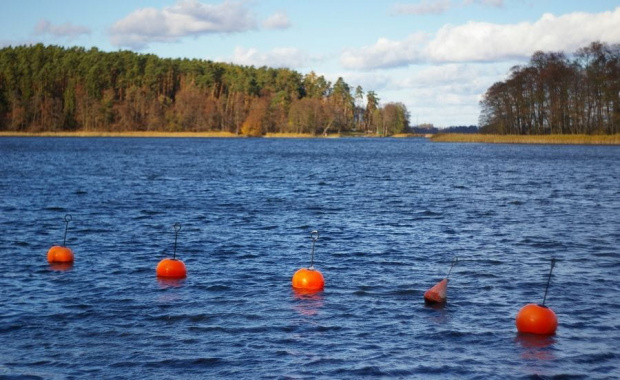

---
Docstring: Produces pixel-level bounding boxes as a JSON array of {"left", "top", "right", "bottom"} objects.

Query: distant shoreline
[
  {"left": 1, "top": 131, "right": 619, "bottom": 145},
  {"left": 430, "top": 133, "right": 620, "bottom": 145},
  {"left": 0, "top": 131, "right": 419, "bottom": 139},
  {"left": 0, "top": 131, "right": 241, "bottom": 138}
]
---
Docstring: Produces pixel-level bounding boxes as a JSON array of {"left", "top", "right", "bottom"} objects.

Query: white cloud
[
  {"left": 262, "top": 12, "right": 291, "bottom": 30},
  {"left": 480, "top": 0, "right": 503, "bottom": 7},
  {"left": 340, "top": 32, "right": 428, "bottom": 70},
  {"left": 230, "top": 46, "right": 318, "bottom": 68},
  {"left": 392, "top": 0, "right": 452, "bottom": 15},
  {"left": 342, "top": 7, "right": 620, "bottom": 69},
  {"left": 402, "top": 64, "right": 497, "bottom": 92},
  {"left": 110, "top": 0, "right": 257, "bottom": 49},
  {"left": 369, "top": 62, "right": 513, "bottom": 126},
  {"left": 395, "top": 65, "right": 496, "bottom": 110},
  {"left": 392, "top": 0, "right": 503, "bottom": 16},
  {"left": 34, "top": 19, "right": 91, "bottom": 39},
  {"left": 426, "top": 9, "right": 620, "bottom": 62},
  {"left": 462, "top": 0, "right": 504, "bottom": 7}
]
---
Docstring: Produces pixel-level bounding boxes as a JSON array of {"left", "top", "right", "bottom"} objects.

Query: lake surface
[{"left": 0, "top": 137, "right": 619, "bottom": 379}]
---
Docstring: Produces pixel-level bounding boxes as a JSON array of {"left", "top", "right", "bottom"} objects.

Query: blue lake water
[{"left": 0, "top": 137, "right": 619, "bottom": 379}]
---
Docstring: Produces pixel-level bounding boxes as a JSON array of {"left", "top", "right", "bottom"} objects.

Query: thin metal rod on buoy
[
  {"left": 446, "top": 256, "right": 458, "bottom": 279},
  {"left": 173, "top": 223, "right": 181, "bottom": 260},
  {"left": 541, "top": 257, "right": 556, "bottom": 306},
  {"left": 309, "top": 230, "right": 319, "bottom": 269},
  {"left": 62, "top": 214, "right": 72, "bottom": 246}
]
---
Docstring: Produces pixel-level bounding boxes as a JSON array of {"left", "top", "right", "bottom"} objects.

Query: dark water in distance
[{"left": 1, "top": 137, "right": 619, "bottom": 379}]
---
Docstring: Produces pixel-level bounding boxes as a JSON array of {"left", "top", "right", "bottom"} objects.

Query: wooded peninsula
[
  {"left": 0, "top": 44, "right": 408, "bottom": 136},
  {"left": 0, "top": 42, "right": 618, "bottom": 141},
  {"left": 479, "top": 41, "right": 619, "bottom": 136}
]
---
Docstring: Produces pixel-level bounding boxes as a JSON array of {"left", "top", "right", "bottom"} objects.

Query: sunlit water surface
[{"left": 1, "top": 137, "right": 619, "bottom": 379}]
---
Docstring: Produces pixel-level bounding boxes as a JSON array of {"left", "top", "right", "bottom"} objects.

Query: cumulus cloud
[
  {"left": 401, "top": 64, "right": 492, "bottom": 91},
  {"left": 110, "top": 0, "right": 257, "bottom": 49},
  {"left": 392, "top": 0, "right": 452, "bottom": 15},
  {"left": 34, "top": 19, "right": 91, "bottom": 39},
  {"left": 342, "top": 7, "right": 620, "bottom": 69},
  {"left": 480, "top": 0, "right": 503, "bottom": 7},
  {"left": 340, "top": 32, "right": 428, "bottom": 70},
  {"left": 392, "top": 0, "right": 502, "bottom": 15},
  {"left": 230, "top": 46, "right": 317, "bottom": 68},
  {"left": 262, "top": 12, "right": 291, "bottom": 30},
  {"left": 428, "top": 8, "right": 620, "bottom": 62},
  {"left": 463, "top": 0, "right": 504, "bottom": 7}
]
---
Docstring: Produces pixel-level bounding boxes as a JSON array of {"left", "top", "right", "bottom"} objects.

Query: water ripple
[{"left": 1, "top": 138, "right": 619, "bottom": 379}]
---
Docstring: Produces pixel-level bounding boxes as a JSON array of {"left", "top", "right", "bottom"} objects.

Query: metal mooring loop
[
  {"left": 309, "top": 230, "right": 319, "bottom": 269},
  {"left": 63, "top": 214, "right": 72, "bottom": 246}
]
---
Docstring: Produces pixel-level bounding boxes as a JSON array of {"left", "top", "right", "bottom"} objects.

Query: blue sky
[{"left": 1, "top": 0, "right": 620, "bottom": 127}]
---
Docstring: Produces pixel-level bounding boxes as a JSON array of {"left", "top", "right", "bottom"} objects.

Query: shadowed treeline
[{"left": 479, "top": 42, "right": 620, "bottom": 135}]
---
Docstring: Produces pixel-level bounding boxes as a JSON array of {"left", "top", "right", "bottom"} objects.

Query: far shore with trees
[
  {"left": 479, "top": 41, "right": 619, "bottom": 136},
  {"left": 0, "top": 42, "right": 618, "bottom": 144},
  {"left": 0, "top": 44, "right": 409, "bottom": 137}
]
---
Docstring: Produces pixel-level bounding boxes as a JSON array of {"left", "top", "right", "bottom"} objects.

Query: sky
[{"left": 1, "top": 0, "right": 620, "bottom": 127}]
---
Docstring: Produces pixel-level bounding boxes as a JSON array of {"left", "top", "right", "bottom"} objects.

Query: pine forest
[{"left": 0, "top": 44, "right": 409, "bottom": 136}]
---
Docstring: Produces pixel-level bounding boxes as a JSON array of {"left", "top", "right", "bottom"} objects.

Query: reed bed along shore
[
  {"left": 430, "top": 133, "right": 620, "bottom": 145},
  {"left": 263, "top": 132, "right": 334, "bottom": 138},
  {"left": 2, "top": 130, "right": 619, "bottom": 145}
]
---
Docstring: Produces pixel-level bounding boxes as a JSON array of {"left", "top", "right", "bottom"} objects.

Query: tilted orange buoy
[
  {"left": 424, "top": 257, "right": 457, "bottom": 304},
  {"left": 424, "top": 278, "right": 448, "bottom": 304},
  {"left": 292, "top": 230, "right": 324, "bottom": 291},
  {"left": 47, "top": 214, "right": 74, "bottom": 264},
  {"left": 516, "top": 258, "right": 558, "bottom": 335},
  {"left": 156, "top": 223, "right": 186, "bottom": 279}
]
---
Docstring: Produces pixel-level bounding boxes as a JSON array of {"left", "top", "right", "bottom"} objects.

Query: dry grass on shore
[
  {"left": 430, "top": 133, "right": 620, "bottom": 145},
  {"left": 3, "top": 130, "right": 619, "bottom": 145},
  {"left": 0, "top": 130, "right": 240, "bottom": 138},
  {"left": 263, "top": 132, "right": 318, "bottom": 138},
  {"left": 0, "top": 131, "right": 345, "bottom": 139},
  {"left": 392, "top": 133, "right": 427, "bottom": 138}
]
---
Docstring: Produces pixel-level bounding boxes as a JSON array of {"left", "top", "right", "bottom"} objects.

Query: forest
[
  {"left": 0, "top": 44, "right": 410, "bottom": 136},
  {"left": 479, "top": 41, "right": 620, "bottom": 135}
]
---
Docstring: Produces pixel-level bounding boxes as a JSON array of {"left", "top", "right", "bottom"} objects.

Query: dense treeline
[
  {"left": 0, "top": 44, "right": 409, "bottom": 135},
  {"left": 479, "top": 41, "right": 620, "bottom": 135}
]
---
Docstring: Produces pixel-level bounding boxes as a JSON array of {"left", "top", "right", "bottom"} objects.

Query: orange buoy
[
  {"left": 292, "top": 230, "right": 324, "bottom": 291},
  {"left": 516, "top": 258, "right": 558, "bottom": 335},
  {"left": 292, "top": 268, "right": 324, "bottom": 291},
  {"left": 47, "top": 214, "right": 74, "bottom": 263},
  {"left": 156, "top": 258, "right": 187, "bottom": 278},
  {"left": 47, "top": 245, "right": 74, "bottom": 263},
  {"left": 516, "top": 303, "right": 557, "bottom": 335},
  {"left": 156, "top": 223, "right": 187, "bottom": 279},
  {"left": 424, "top": 278, "right": 448, "bottom": 304},
  {"left": 423, "top": 257, "right": 458, "bottom": 304}
]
